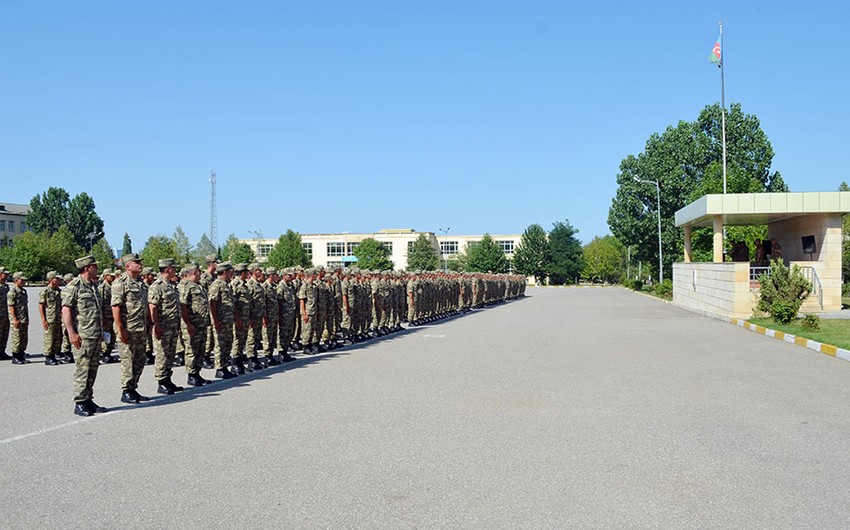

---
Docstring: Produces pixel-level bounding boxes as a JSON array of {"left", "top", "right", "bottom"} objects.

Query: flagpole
[{"left": 720, "top": 19, "right": 727, "bottom": 194}]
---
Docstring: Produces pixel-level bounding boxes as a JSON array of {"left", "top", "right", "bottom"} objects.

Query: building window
[
  {"left": 346, "top": 242, "right": 359, "bottom": 256},
  {"left": 327, "top": 261, "right": 344, "bottom": 269},
  {"left": 497, "top": 240, "right": 515, "bottom": 254},
  {"left": 302, "top": 242, "right": 313, "bottom": 259},
  {"left": 327, "top": 242, "right": 345, "bottom": 257},
  {"left": 258, "top": 243, "right": 273, "bottom": 257},
  {"left": 379, "top": 241, "right": 392, "bottom": 254},
  {"left": 440, "top": 241, "right": 458, "bottom": 255},
  {"left": 407, "top": 241, "right": 414, "bottom": 254},
  {"left": 20, "top": 221, "right": 26, "bottom": 232},
  {"left": 0, "top": 220, "right": 5, "bottom": 231},
  {"left": 8, "top": 221, "right": 13, "bottom": 232}
]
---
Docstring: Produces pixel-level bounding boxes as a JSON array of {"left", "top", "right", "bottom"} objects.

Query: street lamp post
[
  {"left": 86, "top": 231, "right": 101, "bottom": 252},
  {"left": 438, "top": 227, "right": 450, "bottom": 272},
  {"left": 634, "top": 177, "right": 663, "bottom": 284}
]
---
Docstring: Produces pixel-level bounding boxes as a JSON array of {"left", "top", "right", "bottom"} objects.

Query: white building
[
  {"left": 242, "top": 229, "right": 522, "bottom": 271},
  {"left": 0, "top": 202, "right": 32, "bottom": 248}
]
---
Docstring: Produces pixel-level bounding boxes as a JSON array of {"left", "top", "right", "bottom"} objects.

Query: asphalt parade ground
[{"left": 3, "top": 286, "right": 850, "bottom": 528}]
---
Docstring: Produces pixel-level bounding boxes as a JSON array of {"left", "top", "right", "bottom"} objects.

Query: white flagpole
[{"left": 720, "top": 20, "right": 727, "bottom": 194}]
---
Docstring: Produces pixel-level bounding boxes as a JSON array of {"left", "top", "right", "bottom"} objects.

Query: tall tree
[
  {"left": 193, "top": 234, "right": 217, "bottom": 263},
  {"left": 512, "top": 223, "right": 550, "bottom": 284},
  {"left": 91, "top": 238, "right": 116, "bottom": 270},
  {"left": 27, "top": 187, "right": 70, "bottom": 235},
  {"left": 221, "top": 234, "right": 256, "bottom": 265},
  {"left": 608, "top": 103, "right": 787, "bottom": 278},
  {"left": 67, "top": 192, "right": 105, "bottom": 248},
  {"left": 353, "top": 238, "right": 394, "bottom": 270},
  {"left": 122, "top": 232, "right": 133, "bottom": 256},
  {"left": 582, "top": 235, "right": 625, "bottom": 284},
  {"left": 547, "top": 221, "right": 583, "bottom": 285},
  {"left": 0, "top": 226, "right": 84, "bottom": 279},
  {"left": 465, "top": 234, "right": 509, "bottom": 273},
  {"left": 172, "top": 225, "right": 192, "bottom": 263},
  {"left": 266, "top": 230, "right": 312, "bottom": 268},
  {"left": 407, "top": 233, "right": 440, "bottom": 271},
  {"left": 140, "top": 235, "right": 179, "bottom": 268}
]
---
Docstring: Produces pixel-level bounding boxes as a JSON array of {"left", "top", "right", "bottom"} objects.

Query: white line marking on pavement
[
  {"left": 0, "top": 411, "right": 115, "bottom": 445},
  {"left": 421, "top": 334, "right": 446, "bottom": 338}
]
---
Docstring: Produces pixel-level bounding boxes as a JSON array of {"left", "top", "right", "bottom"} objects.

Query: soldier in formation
[
  {"left": 112, "top": 253, "right": 151, "bottom": 404},
  {"left": 0, "top": 267, "right": 9, "bottom": 361},
  {"left": 38, "top": 271, "right": 64, "bottom": 365}
]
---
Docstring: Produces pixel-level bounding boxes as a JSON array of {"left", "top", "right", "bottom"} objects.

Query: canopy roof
[{"left": 675, "top": 192, "right": 850, "bottom": 228}]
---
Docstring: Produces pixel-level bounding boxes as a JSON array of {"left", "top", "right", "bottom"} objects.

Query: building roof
[
  {"left": 0, "top": 202, "right": 31, "bottom": 215},
  {"left": 675, "top": 192, "right": 850, "bottom": 228}
]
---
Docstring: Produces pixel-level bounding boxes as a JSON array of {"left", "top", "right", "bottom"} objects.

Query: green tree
[
  {"left": 582, "top": 235, "right": 625, "bottom": 284},
  {"left": 547, "top": 220, "right": 583, "bottom": 285},
  {"left": 192, "top": 234, "right": 217, "bottom": 263},
  {"left": 757, "top": 259, "right": 812, "bottom": 324},
  {"left": 172, "top": 225, "right": 192, "bottom": 263},
  {"left": 67, "top": 192, "right": 105, "bottom": 248},
  {"left": 221, "top": 234, "right": 256, "bottom": 265},
  {"left": 465, "top": 234, "right": 508, "bottom": 273},
  {"left": 0, "top": 226, "right": 84, "bottom": 279},
  {"left": 91, "top": 238, "right": 116, "bottom": 270},
  {"left": 27, "top": 187, "right": 71, "bottom": 235},
  {"left": 140, "top": 235, "right": 179, "bottom": 268},
  {"left": 407, "top": 233, "right": 440, "bottom": 271},
  {"left": 122, "top": 232, "right": 133, "bottom": 256},
  {"left": 608, "top": 103, "right": 787, "bottom": 278},
  {"left": 353, "top": 238, "right": 394, "bottom": 270},
  {"left": 266, "top": 230, "right": 312, "bottom": 269},
  {"left": 512, "top": 223, "right": 549, "bottom": 283}
]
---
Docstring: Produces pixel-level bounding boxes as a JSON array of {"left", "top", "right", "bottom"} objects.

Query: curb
[{"left": 730, "top": 318, "right": 850, "bottom": 364}]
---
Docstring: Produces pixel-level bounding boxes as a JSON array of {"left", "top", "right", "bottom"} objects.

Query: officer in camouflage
[
  {"left": 39, "top": 271, "right": 64, "bottom": 365},
  {"left": 208, "top": 261, "right": 237, "bottom": 379},
  {"left": 8, "top": 272, "right": 29, "bottom": 365},
  {"left": 112, "top": 253, "right": 151, "bottom": 404},
  {"left": 179, "top": 264, "right": 210, "bottom": 386},
  {"left": 148, "top": 258, "right": 184, "bottom": 395}
]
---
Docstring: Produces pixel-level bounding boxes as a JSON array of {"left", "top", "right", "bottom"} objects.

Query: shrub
[
  {"left": 654, "top": 278, "right": 673, "bottom": 298},
  {"left": 843, "top": 283, "right": 850, "bottom": 297},
  {"left": 632, "top": 280, "right": 643, "bottom": 291},
  {"left": 802, "top": 314, "right": 821, "bottom": 330},
  {"left": 757, "top": 259, "right": 812, "bottom": 325}
]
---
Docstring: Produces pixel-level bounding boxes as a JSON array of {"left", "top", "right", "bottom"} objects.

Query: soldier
[
  {"left": 208, "top": 261, "right": 237, "bottom": 379},
  {"left": 39, "top": 271, "right": 64, "bottom": 365},
  {"left": 298, "top": 268, "right": 319, "bottom": 354},
  {"left": 98, "top": 268, "right": 118, "bottom": 363},
  {"left": 112, "top": 253, "right": 151, "bottom": 404},
  {"left": 148, "top": 258, "right": 184, "bottom": 395},
  {"left": 230, "top": 263, "right": 252, "bottom": 373},
  {"left": 0, "top": 267, "right": 11, "bottom": 361},
  {"left": 262, "top": 267, "right": 279, "bottom": 365},
  {"left": 291, "top": 267, "right": 304, "bottom": 351},
  {"left": 275, "top": 268, "right": 296, "bottom": 363},
  {"left": 201, "top": 255, "right": 218, "bottom": 360},
  {"left": 141, "top": 267, "right": 156, "bottom": 365},
  {"left": 8, "top": 272, "right": 29, "bottom": 364},
  {"left": 179, "top": 264, "right": 210, "bottom": 386},
  {"left": 340, "top": 268, "right": 354, "bottom": 343},
  {"left": 245, "top": 264, "right": 265, "bottom": 357},
  {"left": 63, "top": 255, "right": 108, "bottom": 417},
  {"left": 60, "top": 272, "right": 74, "bottom": 362}
]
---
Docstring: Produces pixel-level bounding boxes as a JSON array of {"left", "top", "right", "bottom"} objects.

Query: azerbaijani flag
[{"left": 709, "top": 35, "right": 722, "bottom": 67}]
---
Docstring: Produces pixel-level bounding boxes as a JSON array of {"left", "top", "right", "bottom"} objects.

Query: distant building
[
  {"left": 241, "top": 229, "right": 522, "bottom": 271},
  {"left": 0, "top": 202, "right": 32, "bottom": 248}
]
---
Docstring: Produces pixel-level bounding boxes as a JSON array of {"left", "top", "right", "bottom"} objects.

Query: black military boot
[
  {"left": 166, "top": 377, "right": 184, "bottom": 392},
  {"left": 146, "top": 352, "right": 155, "bottom": 365},
  {"left": 121, "top": 390, "right": 140, "bottom": 404},
  {"left": 266, "top": 354, "right": 281, "bottom": 366},
  {"left": 187, "top": 373, "right": 207, "bottom": 386},
  {"left": 44, "top": 355, "right": 61, "bottom": 366},
  {"left": 231, "top": 358, "right": 246, "bottom": 375},
  {"left": 202, "top": 355, "right": 214, "bottom": 369},
  {"left": 11, "top": 353, "right": 30, "bottom": 365},
  {"left": 74, "top": 402, "right": 93, "bottom": 417},
  {"left": 85, "top": 399, "right": 108, "bottom": 413},
  {"left": 249, "top": 357, "right": 265, "bottom": 371},
  {"left": 157, "top": 379, "right": 174, "bottom": 395},
  {"left": 215, "top": 368, "right": 236, "bottom": 380},
  {"left": 174, "top": 352, "right": 185, "bottom": 366}
]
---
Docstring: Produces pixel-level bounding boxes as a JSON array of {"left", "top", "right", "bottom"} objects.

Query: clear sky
[{"left": 2, "top": 1, "right": 848, "bottom": 250}]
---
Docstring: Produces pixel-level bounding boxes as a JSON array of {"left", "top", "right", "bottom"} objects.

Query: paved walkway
[{"left": 2, "top": 287, "right": 850, "bottom": 528}]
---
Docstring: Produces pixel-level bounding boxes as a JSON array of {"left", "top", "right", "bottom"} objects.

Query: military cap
[
  {"left": 233, "top": 263, "right": 247, "bottom": 272},
  {"left": 158, "top": 258, "right": 176, "bottom": 269},
  {"left": 12, "top": 272, "right": 27, "bottom": 280},
  {"left": 0, "top": 266, "right": 7, "bottom": 273},
  {"left": 249, "top": 262, "right": 263, "bottom": 271},
  {"left": 205, "top": 255, "right": 218, "bottom": 264},
  {"left": 102, "top": 268, "right": 115, "bottom": 277},
  {"left": 122, "top": 253, "right": 142, "bottom": 264},
  {"left": 180, "top": 263, "right": 198, "bottom": 275},
  {"left": 142, "top": 267, "right": 154, "bottom": 276},
  {"left": 265, "top": 267, "right": 278, "bottom": 275},
  {"left": 63, "top": 273, "right": 74, "bottom": 282},
  {"left": 46, "top": 270, "right": 58, "bottom": 280},
  {"left": 315, "top": 265, "right": 325, "bottom": 272},
  {"left": 74, "top": 255, "right": 97, "bottom": 270},
  {"left": 215, "top": 261, "right": 232, "bottom": 274}
]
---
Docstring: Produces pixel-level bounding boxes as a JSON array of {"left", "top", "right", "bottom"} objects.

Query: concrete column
[
  {"left": 683, "top": 225, "right": 692, "bottom": 263},
  {"left": 713, "top": 215, "right": 723, "bottom": 263}
]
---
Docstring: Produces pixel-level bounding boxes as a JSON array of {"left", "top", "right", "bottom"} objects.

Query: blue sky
[{"left": 2, "top": 1, "right": 848, "bottom": 250}]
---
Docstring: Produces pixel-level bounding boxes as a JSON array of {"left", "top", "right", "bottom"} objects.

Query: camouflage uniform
[
  {"left": 8, "top": 276, "right": 28, "bottom": 358},
  {"left": 39, "top": 275, "right": 63, "bottom": 359},
  {"left": 63, "top": 269, "right": 103, "bottom": 405},
  {"left": 148, "top": 268, "right": 182, "bottom": 385},
  {"left": 276, "top": 273, "right": 296, "bottom": 353},
  {"left": 0, "top": 271, "right": 10, "bottom": 357},
  {"left": 208, "top": 265, "right": 235, "bottom": 372},
  {"left": 60, "top": 273, "right": 74, "bottom": 358},
  {"left": 298, "top": 274, "right": 318, "bottom": 351},
  {"left": 263, "top": 271, "right": 279, "bottom": 356},
  {"left": 246, "top": 271, "right": 266, "bottom": 355},
  {"left": 231, "top": 269, "right": 251, "bottom": 360},
  {"left": 98, "top": 272, "right": 116, "bottom": 357},
  {"left": 111, "top": 262, "right": 149, "bottom": 393},
  {"left": 179, "top": 267, "right": 209, "bottom": 379}
]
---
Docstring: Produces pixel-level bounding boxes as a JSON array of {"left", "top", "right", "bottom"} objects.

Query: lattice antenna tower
[{"left": 209, "top": 170, "right": 218, "bottom": 247}]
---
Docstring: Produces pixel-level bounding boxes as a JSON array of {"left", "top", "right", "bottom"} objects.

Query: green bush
[
  {"left": 802, "top": 314, "right": 821, "bottom": 330},
  {"left": 654, "top": 278, "right": 673, "bottom": 297},
  {"left": 757, "top": 259, "right": 812, "bottom": 325},
  {"left": 843, "top": 283, "right": 850, "bottom": 297},
  {"left": 632, "top": 280, "right": 643, "bottom": 291}
]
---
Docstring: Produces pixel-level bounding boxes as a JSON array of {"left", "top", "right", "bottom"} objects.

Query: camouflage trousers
[
  {"left": 101, "top": 318, "right": 115, "bottom": 354},
  {"left": 119, "top": 331, "right": 148, "bottom": 391},
  {"left": 11, "top": 320, "right": 28, "bottom": 354},
  {"left": 233, "top": 321, "right": 249, "bottom": 358},
  {"left": 153, "top": 326, "right": 179, "bottom": 380},
  {"left": 0, "top": 317, "right": 9, "bottom": 353},
  {"left": 61, "top": 321, "right": 71, "bottom": 353},
  {"left": 206, "top": 321, "right": 217, "bottom": 354},
  {"left": 315, "top": 310, "right": 327, "bottom": 343},
  {"left": 279, "top": 311, "right": 295, "bottom": 351},
  {"left": 300, "top": 314, "right": 315, "bottom": 346},
  {"left": 246, "top": 319, "right": 263, "bottom": 354},
  {"left": 293, "top": 308, "right": 301, "bottom": 342},
  {"left": 73, "top": 338, "right": 101, "bottom": 403},
  {"left": 43, "top": 321, "right": 62, "bottom": 355},
  {"left": 183, "top": 324, "right": 207, "bottom": 375},
  {"left": 264, "top": 320, "right": 278, "bottom": 355},
  {"left": 214, "top": 324, "right": 234, "bottom": 370}
]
